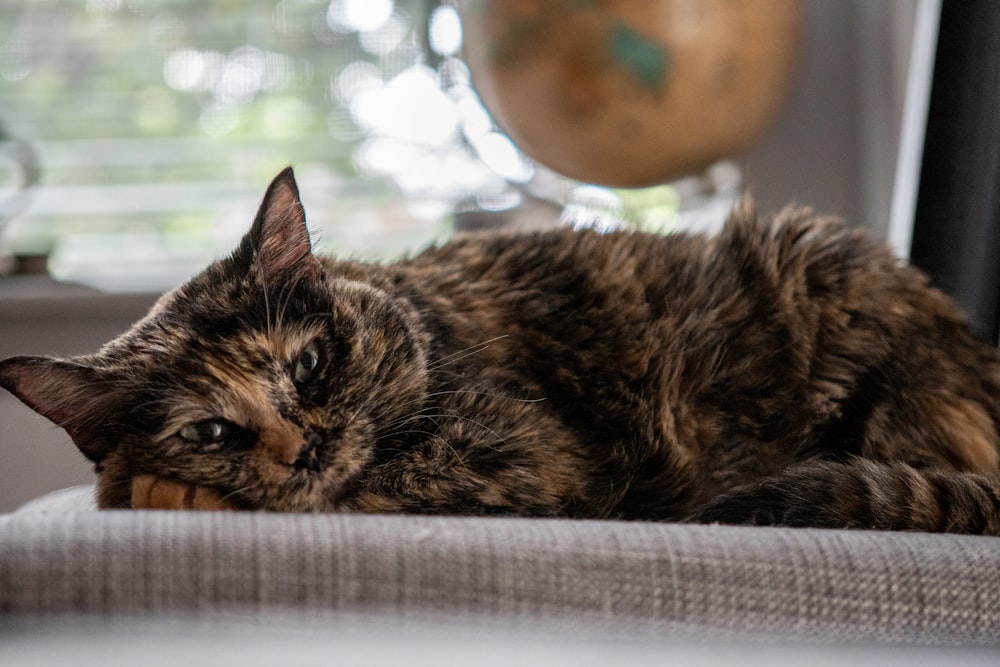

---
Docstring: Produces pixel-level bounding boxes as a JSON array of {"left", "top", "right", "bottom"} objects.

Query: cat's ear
[
  {"left": 0, "top": 356, "right": 122, "bottom": 462},
  {"left": 243, "top": 166, "right": 321, "bottom": 282}
]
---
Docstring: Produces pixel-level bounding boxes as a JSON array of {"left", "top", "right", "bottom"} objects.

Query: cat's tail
[{"left": 688, "top": 458, "right": 1000, "bottom": 535}]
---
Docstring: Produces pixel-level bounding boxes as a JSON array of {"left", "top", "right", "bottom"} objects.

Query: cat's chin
[
  {"left": 240, "top": 459, "right": 365, "bottom": 512},
  {"left": 268, "top": 473, "right": 349, "bottom": 512}
]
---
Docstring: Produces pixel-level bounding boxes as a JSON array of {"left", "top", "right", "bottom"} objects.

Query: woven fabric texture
[{"left": 2, "top": 487, "right": 999, "bottom": 644}]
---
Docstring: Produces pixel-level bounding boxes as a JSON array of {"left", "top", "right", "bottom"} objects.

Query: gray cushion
[{"left": 2, "top": 486, "right": 999, "bottom": 645}]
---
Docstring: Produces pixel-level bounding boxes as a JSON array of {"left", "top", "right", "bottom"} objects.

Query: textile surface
[{"left": 2, "top": 486, "right": 999, "bottom": 645}]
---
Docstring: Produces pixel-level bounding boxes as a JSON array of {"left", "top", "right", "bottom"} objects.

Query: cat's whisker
[
  {"left": 276, "top": 278, "right": 302, "bottom": 330},
  {"left": 438, "top": 438, "right": 467, "bottom": 467},
  {"left": 424, "top": 367, "right": 548, "bottom": 401},
  {"left": 380, "top": 401, "right": 472, "bottom": 432},
  {"left": 380, "top": 393, "right": 496, "bottom": 434},
  {"left": 126, "top": 397, "right": 175, "bottom": 414},
  {"left": 260, "top": 271, "right": 275, "bottom": 340},
  {"left": 379, "top": 420, "right": 469, "bottom": 469},
  {"left": 428, "top": 347, "right": 493, "bottom": 371},
  {"left": 377, "top": 427, "right": 437, "bottom": 438},
  {"left": 375, "top": 409, "right": 470, "bottom": 459},
  {"left": 375, "top": 428, "right": 440, "bottom": 443},
  {"left": 425, "top": 382, "right": 546, "bottom": 403},
  {"left": 427, "top": 334, "right": 509, "bottom": 370},
  {"left": 103, "top": 476, "right": 135, "bottom": 492},
  {"left": 219, "top": 484, "right": 255, "bottom": 504},
  {"left": 383, "top": 389, "right": 545, "bottom": 428},
  {"left": 410, "top": 412, "right": 509, "bottom": 452}
]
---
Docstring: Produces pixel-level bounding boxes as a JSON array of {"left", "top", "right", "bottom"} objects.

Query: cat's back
[
  {"left": 390, "top": 203, "right": 1000, "bottom": 428},
  {"left": 396, "top": 220, "right": 707, "bottom": 305},
  {"left": 391, "top": 202, "right": 904, "bottom": 321}
]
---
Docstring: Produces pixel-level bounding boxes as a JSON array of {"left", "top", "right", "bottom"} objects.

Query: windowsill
[
  {"left": 0, "top": 275, "right": 159, "bottom": 319},
  {"left": 0, "top": 276, "right": 159, "bottom": 359}
]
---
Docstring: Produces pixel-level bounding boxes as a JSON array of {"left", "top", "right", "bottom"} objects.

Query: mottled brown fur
[{"left": 3, "top": 168, "right": 1000, "bottom": 533}]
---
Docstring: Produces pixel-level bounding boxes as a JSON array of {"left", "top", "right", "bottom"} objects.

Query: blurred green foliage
[{"left": 0, "top": 0, "right": 449, "bottom": 285}]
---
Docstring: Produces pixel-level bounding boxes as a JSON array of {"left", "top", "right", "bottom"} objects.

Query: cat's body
[{"left": 3, "top": 168, "right": 1000, "bottom": 533}]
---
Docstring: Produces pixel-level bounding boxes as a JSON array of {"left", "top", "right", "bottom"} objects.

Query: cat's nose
[
  {"left": 293, "top": 433, "right": 323, "bottom": 473},
  {"left": 264, "top": 425, "right": 315, "bottom": 467}
]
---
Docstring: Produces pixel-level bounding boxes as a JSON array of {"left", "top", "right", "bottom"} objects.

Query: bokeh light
[
  {"left": 327, "top": 0, "right": 395, "bottom": 34},
  {"left": 429, "top": 5, "right": 462, "bottom": 56},
  {"left": 0, "top": 0, "right": 563, "bottom": 290}
]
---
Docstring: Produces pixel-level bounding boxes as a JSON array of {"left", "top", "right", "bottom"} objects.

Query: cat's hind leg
[{"left": 687, "top": 459, "right": 1000, "bottom": 535}]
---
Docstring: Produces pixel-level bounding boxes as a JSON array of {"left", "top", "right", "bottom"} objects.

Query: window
[
  {"left": 0, "top": 0, "right": 721, "bottom": 292},
  {"left": 0, "top": 1, "right": 500, "bottom": 290}
]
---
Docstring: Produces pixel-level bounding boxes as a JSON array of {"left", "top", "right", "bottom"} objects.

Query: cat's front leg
[
  {"left": 130, "top": 475, "right": 238, "bottom": 511},
  {"left": 687, "top": 459, "right": 1000, "bottom": 534}
]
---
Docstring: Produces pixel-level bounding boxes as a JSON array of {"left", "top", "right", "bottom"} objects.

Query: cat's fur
[{"left": 3, "top": 168, "right": 1000, "bottom": 533}]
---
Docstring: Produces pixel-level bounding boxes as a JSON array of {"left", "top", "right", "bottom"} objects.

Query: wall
[
  {"left": 745, "top": 0, "right": 916, "bottom": 236},
  {"left": 0, "top": 284, "right": 156, "bottom": 511}
]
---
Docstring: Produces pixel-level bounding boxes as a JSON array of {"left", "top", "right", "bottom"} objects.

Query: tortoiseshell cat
[{"left": 3, "top": 168, "right": 1000, "bottom": 533}]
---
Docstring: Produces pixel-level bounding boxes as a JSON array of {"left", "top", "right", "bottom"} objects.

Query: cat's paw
[
  {"left": 688, "top": 471, "right": 855, "bottom": 529},
  {"left": 688, "top": 485, "right": 796, "bottom": 527},
  {"left": 130, "top": 475, "right": 238, "bottom": 511}
]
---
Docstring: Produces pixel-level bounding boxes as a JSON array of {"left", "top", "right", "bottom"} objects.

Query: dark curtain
[{"left": 909, "top": 0, "right": 1000, "bottom": 344}]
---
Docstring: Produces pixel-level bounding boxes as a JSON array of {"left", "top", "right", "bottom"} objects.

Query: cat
[{"left": 3, "top": 167, "right": 1000, "bottom": 534}]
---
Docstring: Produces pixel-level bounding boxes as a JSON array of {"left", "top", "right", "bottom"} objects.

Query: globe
[{"left": 460, "top": 0, "right": 801, "bottom": 187}]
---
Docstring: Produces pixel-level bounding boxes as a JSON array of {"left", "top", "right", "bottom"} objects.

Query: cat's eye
[
  {"left": 294, "top": 340, "right": 322, "bottom": 385},
  {"left": 179, "top": 419, "right": 232, "bottom": 444}
]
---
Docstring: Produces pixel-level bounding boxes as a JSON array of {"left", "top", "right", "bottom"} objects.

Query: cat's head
[{"left": 0, "top": 167, "right": 429, "bottom": 511}]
